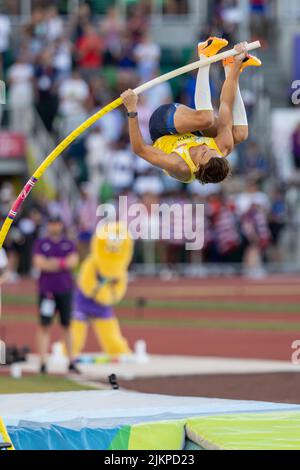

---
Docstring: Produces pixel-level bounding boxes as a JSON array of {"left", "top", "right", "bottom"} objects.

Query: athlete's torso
[{"left": 153, "top": 133, "right": 223, "bottom": 183}]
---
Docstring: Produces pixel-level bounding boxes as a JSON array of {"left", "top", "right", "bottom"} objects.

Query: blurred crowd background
[{"left": 0, "top": 0, "right": 299, "bottom": 279}]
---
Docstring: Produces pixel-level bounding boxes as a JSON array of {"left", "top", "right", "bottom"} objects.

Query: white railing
[
  {"left": 32, "top": 109, "right": 80, "bottom": 211},
  {"left": 0, "top": 103, "right": 79, "bottom": 209}
]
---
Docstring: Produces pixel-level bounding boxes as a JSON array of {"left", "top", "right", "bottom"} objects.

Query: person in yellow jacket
[
  {"left": 121, "top": 39, "right": 261, "bottom": 185},
  {"left": 70, "top": 222, "right": 133, "bottom": 356}
]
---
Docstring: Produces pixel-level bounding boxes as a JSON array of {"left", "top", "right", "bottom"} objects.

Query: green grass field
[
  {"left": 4, "top": 293, "right": 300, "bottom": 313},
  {"left": 4, "top": 292, "right": 300, "bottom": 332},
  {"left": 0, "top": 375, "right": 96, "bottom": 394}
]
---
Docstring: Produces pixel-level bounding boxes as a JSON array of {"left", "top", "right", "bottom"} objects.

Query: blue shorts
[{"left": 149, "top": 103, "right": 180, "bottom": 142}]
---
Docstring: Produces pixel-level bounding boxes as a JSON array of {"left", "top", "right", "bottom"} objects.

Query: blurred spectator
[
  {"left": 101, "top": 6, "right": 124, "bottom": 65},
  {"left": 127, "top": 6, "right": 149, "bottom": 42},
  {"left": 134, "top": 192, "right": 160, "bottom": 265},
  {"left": 0, "top": 182, "right": 15, "bottom": 217},
  {"left": 0, "top": 246, "right": 8, "bottom": 325},
  {"left": 76, "top": 24, "right": 103, "bottom": 77},
  {"left": 0, "top": 13, "right": 11, "bottom": 65},
  {"left": 47, "top": 195, "right": 73, "bottom": 229},
  {"left": 108, "top": 138, "right": 135, "bottom": 195},
  {"left": 292, "top": 123, "right": 300, "bottom": 169},
  {"left": 250, "top": 0, "right": 270, "bottom": 45},
  {"left": 86, "top": 126, "right": 110, "bottom": 197},
  {"left": 33, "top": 215, "right": 79, "bottom": 375},
  {"left": 45, "top": 5, "right": 64, "bottom": 42},
  {"left": 134, "top": 32, "right": 161, "bottom": 82},
  {"left": 235, "top": 180, "right": 270, "bottom": 215},
  {"left": 240, "top": 141, "right": 269, "bottom": 180},
  {"left": 134, "top": 171, "right": 164, "bottom": 195},
  {"left": 89, "top": 75, "right": 111, "bottom": 107},
  {"left": 24, "top": 7, "right": 47, "bottom": 57},
  {"left": 159, "top": 191, "right": 190, "bottom": 269},
  {"left": 35, "top": 48, "right": 59, "bottom": 132},
  {"left": 117, "top": 32, "right": 136, "bottom": 69},
  {"left": 0, "top": 247, "right": 8, "bottom": 287},
  {"left": 7, "top": 54, "right": 34, "bottom": 133},
  {"left": 163, "top": 0, "right": 189, "bottom": 15},
  {"left": 52, "top": 36, "right": 73, "bottom": 81},
  {"left": 208, "top": 192, "right": 243, "bottom": 263},
  {"left": 269, "top": 189, "right": 286, "bottom": 261},
  {"left": 75, "top": 182, "right": 98, "bottom": 258},
  {"left": 13, "top": 208, "right": 43, "bottom": 276},
  {"left": 241, "top": 203, "right": 271, "bottom": 277},
  {"left": 99, "top": 106, "right": 125, "bottom": 143},
  {"left": 137, "top": 94, "right": 152, "bottom": 142},
  {"left": 143, "top": 69, "right": 173, "bottom": 112},
  {"left": 58, "top": 69, "right": 89, "bottom": 136},
  {"left": 219, "top": 0, "right": 242, "bottom": 44},
  {"left": 70, "top": 2, "right": 92, "bottom": 42}
]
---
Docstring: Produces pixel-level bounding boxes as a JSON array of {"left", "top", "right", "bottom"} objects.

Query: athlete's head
[{"left": 192, "top": 145, "right": 231, "bottom": 184}]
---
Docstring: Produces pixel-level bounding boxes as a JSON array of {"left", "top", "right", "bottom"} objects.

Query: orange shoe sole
[
  {"left": 223, "top": 54, "right": 262, "bottom": 72},
  {"left": 198, "top": 37, "right": 229, "bottom": 58}
]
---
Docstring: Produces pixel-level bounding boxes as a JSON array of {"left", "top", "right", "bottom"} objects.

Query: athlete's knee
[
  {"left": 233, "top": 126, "right": 248, "bottom": 144},
  {"left": 195, "top": 110, "right": 214, "bottom": 130}
]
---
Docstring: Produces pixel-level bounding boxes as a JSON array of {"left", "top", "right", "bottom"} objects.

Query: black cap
[{"left": 47, "top": 214, "right": 63, "bottom": 224}]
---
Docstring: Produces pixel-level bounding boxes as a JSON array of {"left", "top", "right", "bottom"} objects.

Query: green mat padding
[
  {"left": 186, "top": 411, "right": 300, "bottom": 450},
  {"left": 128, "top": 420, "right": 185, "bottom": 450}
]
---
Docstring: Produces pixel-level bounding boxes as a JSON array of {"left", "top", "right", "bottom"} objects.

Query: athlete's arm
[
  {"left": 33, "top": 253, "right": 78, "bottom": 272},
  {"left": 33, "top": 255, "right": 60, "bottom": 272},
  {"left": 215, "top": 43, "right": 247, "bottom": 157},
  {"left": 65, "top": 252, "right": 79, "bottom": 269},
  {"left": 121, "top": 90, "right": 190, "bottom": 181}
]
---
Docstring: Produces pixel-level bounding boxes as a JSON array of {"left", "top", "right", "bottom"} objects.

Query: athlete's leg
[
  {"left": 173, "top": 104, "right": 214, "bottom": 134},
  {"left": 223, "top": 54, "right": 261, "bottom": 144},
  {"left": 202, "top": 68, "right": 249, "bottom": 142},
  {"left": 174, "top": 38, "right": 228, "bottom": 134},
  {"left": 224, "top": 60, "right": 248, "bottom": 145},
  {"left": 205, "top": 53, "right": 262, "bottom": 142},
  {"left": 173, "top": 52, "right": 215, "bottom": 133},
  {"left": 202, "top": 114, "right": 246, "bottom": 143}
]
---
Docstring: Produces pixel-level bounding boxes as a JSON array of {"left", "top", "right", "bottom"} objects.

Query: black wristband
[{"left": 127, "top": 111, "right": 138, "bottom": 118}]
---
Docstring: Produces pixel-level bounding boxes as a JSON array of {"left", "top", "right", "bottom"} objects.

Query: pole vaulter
[{"left": 0, "top": 40, "right": 260, "bottom": 248}]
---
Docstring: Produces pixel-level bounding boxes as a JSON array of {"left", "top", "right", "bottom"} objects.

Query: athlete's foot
[
  {"left": 240, "top": 54, "right": 262, "bottom": 72},
  {"left": 198, "top": 37, "right": 228, "bottom": 58},
  {"left": 223, "top": 54, "right": 262, "bottom": 72}
]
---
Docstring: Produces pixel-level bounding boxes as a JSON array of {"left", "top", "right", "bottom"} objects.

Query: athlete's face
[{"left": 192, "top": 145, "right": 220, "bottom": 167}]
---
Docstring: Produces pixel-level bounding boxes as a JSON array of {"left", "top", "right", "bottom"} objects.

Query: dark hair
[{"left": 195, "top": 158, "right": 231, "bottom": 185}]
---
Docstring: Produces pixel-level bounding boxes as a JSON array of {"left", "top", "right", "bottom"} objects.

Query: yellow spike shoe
[
  {"left": 240, "top": 54, "right": 262, "bottom": 72},
  {"left": 198, "top": 37, "right": 228, "bottom": 58},
  {"left": 223, "top": 54, "right": 262, "bottom": 72}
]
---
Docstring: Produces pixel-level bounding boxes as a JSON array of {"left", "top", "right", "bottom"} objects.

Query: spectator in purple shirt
[{"left": 33, "top": 215, "right": 79, "bottom": 374}]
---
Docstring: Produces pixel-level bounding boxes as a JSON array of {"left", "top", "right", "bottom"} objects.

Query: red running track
[{"left": 1, "top": 321, "right": 298, "bottom": 361}]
